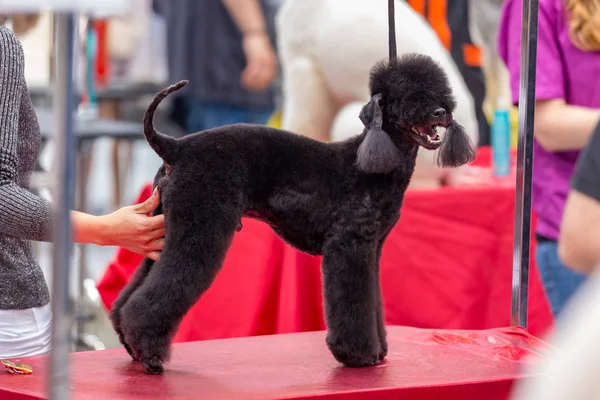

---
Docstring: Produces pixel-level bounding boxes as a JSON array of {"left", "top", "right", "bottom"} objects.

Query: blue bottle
[{"left": 491, "top": 97, "right": 511, "bottom": 177}]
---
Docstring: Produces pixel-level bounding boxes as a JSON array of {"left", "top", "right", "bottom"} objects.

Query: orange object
[
  {"left": 1, "top": 360, "right": 32, "bottom": 375},
  {"left": 408, "top": 0, "right": 452, "bottom": 50},
  {"left": 408, "top": 0, "right": 426, "bottom": 15},
  {"left": 463, "top": 43, "right": 483, "bottom": 67},
  {"left": 427, "top": 0, "right": 452, "bottom": 50}
]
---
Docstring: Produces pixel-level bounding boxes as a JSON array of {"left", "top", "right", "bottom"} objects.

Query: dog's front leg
[
  {"left": 374, "top": 239, "right": 387, "bottom": 361},
  {"left": 322, "top": 238, "right": 381, "bottom": 367}
]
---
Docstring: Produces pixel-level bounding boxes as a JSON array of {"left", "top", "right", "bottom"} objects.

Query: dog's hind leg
[
  {"left": 110, "top": 257, "right": 154, "bottom": 361},
  {"left": 322, "top": 236, "right": 381, "bottom": 367},
  {"left": 119, "top": 203, "right": 240, "bottom": 374},
  {"left": 110, "top": 192, "right": 164, "bottom": 360}
]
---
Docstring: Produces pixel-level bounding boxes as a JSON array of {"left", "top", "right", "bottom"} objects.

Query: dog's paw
[
  {"left": 123, "top": 340, "right": 139, "bottom": 361},
  {"left": 113, "top": 323, "right": 139, "bottom": 361},
  {"left": 142, "top": 357, "right": 164, "bottom": 375},
  {"left": 326, "top": 334, "right": 381, "bottom": 368},
  {"left": 378, "top": 340, "right": 388, "bottom": 361}
]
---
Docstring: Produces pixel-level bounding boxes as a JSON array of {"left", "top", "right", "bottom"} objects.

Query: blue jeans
[
  {"left": 536, "top": 241, "right": 586, "bottom": 317},
  {"left": 183, "top": 98, "right": 273, "bottom": 133}
]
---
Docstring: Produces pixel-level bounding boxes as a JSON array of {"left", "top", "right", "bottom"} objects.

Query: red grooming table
[{"left": 0, "top": 326, "right": 548, "bottom": 400}]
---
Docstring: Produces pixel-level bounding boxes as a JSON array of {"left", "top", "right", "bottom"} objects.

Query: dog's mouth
[
  {"left": 408, "top": 124, "right": 446, "bottom": 150},
  {"left": 410, "top": 125, "right": 443, "bottom": 148},
  {"left": 407, "top": 115, "right": 452, "bottom": 150}
]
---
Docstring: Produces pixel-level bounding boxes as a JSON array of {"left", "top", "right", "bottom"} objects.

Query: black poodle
[{"left": 111, "top": 52, "right": 476, "bottom": 374}]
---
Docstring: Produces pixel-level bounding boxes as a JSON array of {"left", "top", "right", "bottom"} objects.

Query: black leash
[{"left": 388, "top": 0, "right": 397, "bottom": 64}]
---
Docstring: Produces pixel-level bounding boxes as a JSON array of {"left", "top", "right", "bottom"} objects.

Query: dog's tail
[{"left": 143, "top": 80, "right": 188, "bottom": 164}]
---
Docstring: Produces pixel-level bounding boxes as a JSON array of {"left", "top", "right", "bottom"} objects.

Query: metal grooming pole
[
  {"left": 48, "top": 12, "right": 78, "bottom": 399},
  {"left": 511, "top": 0, "right": 539, "bottom": 328},
  {"left": 47, "top": 5, "right": 129, "bottom": 397}
]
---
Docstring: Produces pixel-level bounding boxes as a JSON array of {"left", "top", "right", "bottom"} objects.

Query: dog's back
[{"left": 176, "top": 123, "right": 354, "bottom": 190}]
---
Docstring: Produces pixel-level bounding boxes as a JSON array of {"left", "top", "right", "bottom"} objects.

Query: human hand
[
  {"left": 99, "top": 189, "right": 165, "bottom": 260},
  {"left": 241, "top": 32, "right": 277, "bottom": 92}
]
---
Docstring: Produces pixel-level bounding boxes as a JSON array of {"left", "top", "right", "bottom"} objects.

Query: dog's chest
[
  {"left": 369, "top": 172, "right": 412, "bottom": 232},
  {"left": 246, "top": 194, "right": 331, "bottom": 255}
]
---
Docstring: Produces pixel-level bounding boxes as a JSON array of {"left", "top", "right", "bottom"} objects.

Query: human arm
[
  {"left": 72, "top": 189, "right": 165, "bottom": 260},
  {"left": 499, "top": 0, "right": 600, "bottom": 151},
  {"left": 558, "top": 121, "right": 600, "bottom": 274},
  {"left": 535, "top": 100, "right": 600, "bottom": 151},
  {"left": 219, "top": 0, "right": 268, "bottom": 36},
  {"left": 219, "top": 0, "right": 277, "bottom": 91}
]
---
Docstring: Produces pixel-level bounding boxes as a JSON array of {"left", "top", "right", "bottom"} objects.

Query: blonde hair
[
  {"left": 0, "top": 14, "right": 40, "bottom": 36},
  {"left": 566, "top": 0, "right": 600, "bottom": 51}
]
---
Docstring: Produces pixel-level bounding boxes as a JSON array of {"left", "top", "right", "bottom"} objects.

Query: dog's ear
[
  {"left": 436, "top": 120, "right": 476, "bottom": 168},
  {"left": 356, "top": 94, "right": 401, "bottom": 174}
]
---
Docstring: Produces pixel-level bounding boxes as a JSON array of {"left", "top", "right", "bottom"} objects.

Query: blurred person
[
  {"left": 153, "top": 0, "right": 279, "bottom": 133},
  {"left": 510, "top": 261, "right": 600, "bottom": 400},
  {"left": 498, "top": 0, "right": 600, "bottom": 317},
  {"left": 559, "top": 120, "right": 600, "bottom": 275},
  {"left": 0, "top": 24, "right": 165, "bottom": 358}
]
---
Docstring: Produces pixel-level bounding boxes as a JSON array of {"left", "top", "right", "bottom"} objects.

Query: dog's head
[{"left": 356, "top": 53, "right": 476, "bottom": 174}]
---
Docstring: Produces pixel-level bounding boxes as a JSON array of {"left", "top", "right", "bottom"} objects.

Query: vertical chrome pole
[
  {"left": 511, "top": 0, "right": 539, "bottom": 328},
  {"left": 48, "top": 12, "right": 77, "bottom": 400}
]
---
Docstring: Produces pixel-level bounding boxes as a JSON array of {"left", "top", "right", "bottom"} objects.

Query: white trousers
[{"left": 0, "top": 303, "right": 52, "bottom": 358}]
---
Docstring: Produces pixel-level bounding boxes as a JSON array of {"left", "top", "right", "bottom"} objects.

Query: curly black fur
[{"left": 110, "top": 53, "right": 476, "bottom": 374}]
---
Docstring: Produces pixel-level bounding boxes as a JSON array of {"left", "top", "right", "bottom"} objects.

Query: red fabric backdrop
[{"left": 97, "top": 148, "right": 553, "bottom": 342}]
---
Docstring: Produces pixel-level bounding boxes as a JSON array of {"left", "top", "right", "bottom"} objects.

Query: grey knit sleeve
[{"left": 0, "top": 27, "right": 54, "bottom": 241}]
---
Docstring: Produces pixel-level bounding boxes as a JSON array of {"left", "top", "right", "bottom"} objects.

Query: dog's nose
[{"left": 432, "top": 107, "right": 447, "bottom": 117}]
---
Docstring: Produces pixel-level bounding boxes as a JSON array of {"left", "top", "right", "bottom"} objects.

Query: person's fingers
[
  {"left": 244, "top": 56, "right": 272, "bottom": 90},
  {"left": 135, "top": 189, "right": 160, "bottom": 214},
  {"left": 254, "top": 69, "right": 269, "bottom": 90},
  {"left": 256, "top": 59, "right": 276, "bottom": 89},
  {"left": 149, "top": 227, "right": 165, "bottom": 240},
  {"left": 146, "top": 251, "right": 161, "bottom": 261},
  {"left": 242, "top": 64, "right": 261, "bottom": 91},
  {"left": 243, "top": 68, "right": 268, "bottom": 91},
  {"left": 146, "top": 214, "right": 165, "bottom": 230},
  {"left": 146, "top": 238, "right": 164, "bottom": 251}
]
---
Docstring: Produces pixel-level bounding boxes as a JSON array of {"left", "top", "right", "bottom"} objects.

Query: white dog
[{"left": 276, "top": 0, "right": 478, "bottom": 186}]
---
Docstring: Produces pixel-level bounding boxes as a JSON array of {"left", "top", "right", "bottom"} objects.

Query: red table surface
[
  {"left": 0, "top": 326, "right": 550, "bottom": 400},
  {"left": 97, "top": 147, "right": 553, "bottom": 343}
]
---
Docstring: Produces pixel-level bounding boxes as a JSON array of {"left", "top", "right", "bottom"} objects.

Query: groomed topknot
[{"left": 368, "top": 53, "right": 456, "bottom": 112}]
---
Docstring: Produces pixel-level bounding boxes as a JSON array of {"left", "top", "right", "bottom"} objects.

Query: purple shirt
[{"left": 497, "top": 0, "right": 600, "bottom": 241}]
